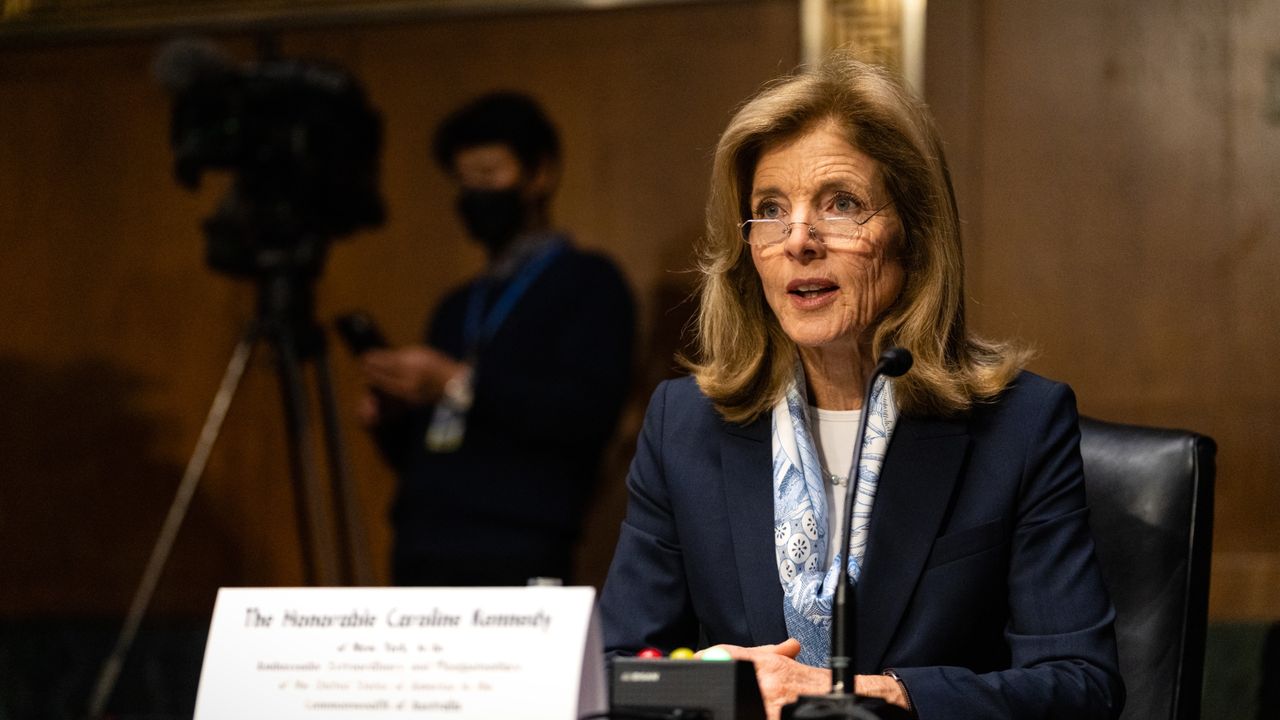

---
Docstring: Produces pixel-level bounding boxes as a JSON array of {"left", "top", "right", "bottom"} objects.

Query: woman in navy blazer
[{"left": 599, "top": 57, "right": 1123, "bottom": 720}]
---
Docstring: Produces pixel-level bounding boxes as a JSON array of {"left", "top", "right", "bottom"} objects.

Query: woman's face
[{"left": 749, "top": 121, "right": 904, "bottom": 357}]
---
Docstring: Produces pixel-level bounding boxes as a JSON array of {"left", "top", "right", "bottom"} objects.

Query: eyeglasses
[{"left": 739, "top": 199, "right": 893, "bottom": 248}]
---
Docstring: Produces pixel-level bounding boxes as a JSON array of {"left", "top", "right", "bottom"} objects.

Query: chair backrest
[{"left": 1079, "top": 416, "right": 1216, "bottom": 720}]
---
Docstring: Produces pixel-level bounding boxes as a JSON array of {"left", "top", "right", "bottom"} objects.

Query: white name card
[{"left": 193, "top": 586, "right": 605, "bottom": 719}]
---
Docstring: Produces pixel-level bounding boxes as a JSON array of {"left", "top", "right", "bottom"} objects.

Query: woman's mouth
[
  {"left": 787, "top": 278, "right": 838, "bottom": 297},
  {"left": 789, "top": 283, "right": 837, "bottom": 299},
  {"left": 786, "top": 279, "right": 839, "bottom": 307}
]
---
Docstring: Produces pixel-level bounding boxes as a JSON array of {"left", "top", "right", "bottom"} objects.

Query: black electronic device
[
  {"left": 89, "top": 38, "right": 383, "bottom": 720},
  {"left": 334, "top": 311, "right": 388, "bottom": 355},
  {"left": 156, "top": 38, "right": 385, "bottom": 279},
  {"left": 611, "top": 658, "right": 765, "bottom": 720}
]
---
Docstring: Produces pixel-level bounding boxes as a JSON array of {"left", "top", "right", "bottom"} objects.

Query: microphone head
[{"left": 877, "top": 347, "right": 913, "bottom": 377}]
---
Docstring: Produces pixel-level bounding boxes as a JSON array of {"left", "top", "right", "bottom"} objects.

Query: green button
[{"left": 700, "top": 647, "right": 733, "bottom": 662}]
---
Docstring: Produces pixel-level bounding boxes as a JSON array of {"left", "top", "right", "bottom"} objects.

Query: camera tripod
[{"left": 87, "top": 259, "right": 372, "bottom": 718}]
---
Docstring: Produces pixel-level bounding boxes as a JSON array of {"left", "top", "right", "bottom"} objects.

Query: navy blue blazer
[{"left": 599, "top": 372, "right": 1124, "bottom": 719}]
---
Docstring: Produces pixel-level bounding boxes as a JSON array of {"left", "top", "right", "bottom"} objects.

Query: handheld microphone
[{"left": 783, "top": 347, "right": 914, "bottom": 720}]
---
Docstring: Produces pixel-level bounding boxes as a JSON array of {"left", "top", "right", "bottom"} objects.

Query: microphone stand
[{"left": 782, "top": 348, "right": 914, "bottom": 720}]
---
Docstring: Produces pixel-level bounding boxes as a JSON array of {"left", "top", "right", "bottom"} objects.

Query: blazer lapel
[
  {"left": 720, "top": 414, "right": 789, "bottom": 646},
  {"left": 854, "top": 414, "right": 970, "bottom": 671}
]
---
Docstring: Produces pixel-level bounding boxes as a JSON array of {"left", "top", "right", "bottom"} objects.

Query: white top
[{"left": 809, "top": 405, "right": 863, "bottom": 572}]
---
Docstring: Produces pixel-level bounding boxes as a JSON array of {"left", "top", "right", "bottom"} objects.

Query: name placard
[{"left": 193, "top": 586, "right": 604, "bottom": 719}]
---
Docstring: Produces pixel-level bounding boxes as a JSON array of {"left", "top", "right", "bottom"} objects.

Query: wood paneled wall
[
  {"left": 926, "top": 1, "right": 1280, "bottom": 619},
  {"left": 2, "top": 0, "right": 1276, "bottom": 623},
  {"left": 0, "top": 1, "right": 800, "bottom": 615}
]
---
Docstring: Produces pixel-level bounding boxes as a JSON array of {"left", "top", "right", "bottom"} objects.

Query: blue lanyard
[{"left": 462, "top": 240, "right": 566, "bottom": 356}]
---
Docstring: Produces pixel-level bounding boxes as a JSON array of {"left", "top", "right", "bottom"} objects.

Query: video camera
[{"left": 157, "top": 39, "right": 385, "bottom": 278}]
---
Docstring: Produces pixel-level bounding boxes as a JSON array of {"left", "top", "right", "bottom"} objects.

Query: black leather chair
[{"left": 1079, "top": 417, "right": 1217, "bottom": 720}]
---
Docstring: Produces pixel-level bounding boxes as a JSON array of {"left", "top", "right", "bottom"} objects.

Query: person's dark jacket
[
  {"left": 378, "top": 241, "right": 635, "bottom": 581},
  {"left": 600, "top": 372, "right": 1124, "bottom": 719}
]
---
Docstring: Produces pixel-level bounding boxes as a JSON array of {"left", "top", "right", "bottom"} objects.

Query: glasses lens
[
  {"left": 743, "top": 219, "right": 786, "bottom": 245},
  {"left": 815, "top": 218, "right": 861, "bottom": 246}
]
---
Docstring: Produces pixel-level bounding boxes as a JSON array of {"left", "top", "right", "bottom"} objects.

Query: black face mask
[{"left": 456, "top": 188, "right": 526, "bottom": 254}]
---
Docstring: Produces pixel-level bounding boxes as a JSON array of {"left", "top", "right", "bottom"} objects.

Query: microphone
[
  {"left": 873, "top": 347, "right": 913, "bottom": 380},
  {"left": 783, "top": 347, "right": 914, "bottom": 720}
]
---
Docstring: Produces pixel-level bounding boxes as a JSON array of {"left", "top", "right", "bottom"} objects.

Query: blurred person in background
[{"left": 360, "top": 92, "right": 635, "bottom": 587}]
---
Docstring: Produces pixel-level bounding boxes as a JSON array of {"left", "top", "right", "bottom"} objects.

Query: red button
[{"left": 637, "top": 647, "right": 663, "bottom": 658}]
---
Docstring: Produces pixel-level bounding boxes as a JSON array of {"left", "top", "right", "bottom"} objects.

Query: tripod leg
[
  {"left": 86, "top": 331, "right": 257, "bottom": 720},
  {"left": 275, "top": 333, "right": 341, "bottom": 586},
  {"left": 313, "top": 337, "right": 374, "bottom": 585}
]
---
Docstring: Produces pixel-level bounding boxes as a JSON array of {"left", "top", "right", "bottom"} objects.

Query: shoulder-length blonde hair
[{"left": 685, "top": 56, "right": 1029, "bottom": 423}]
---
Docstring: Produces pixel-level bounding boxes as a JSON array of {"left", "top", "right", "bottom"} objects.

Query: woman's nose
[{"left": 782, "top": 219, "right": 825, "bottom": 259}]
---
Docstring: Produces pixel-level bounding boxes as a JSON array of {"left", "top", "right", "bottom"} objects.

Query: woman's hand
[
  {"left": 361, "top": 345, "right": 467, "bottom": 406},
  {"left": 699, "top": 639, "right": 911, "bottom": 720},
  {"left": 699, "top": 639, "right": 827, "bottom": 720},
  {"left": 855, "top": 673, "right": 911, "bottom": 711}
]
